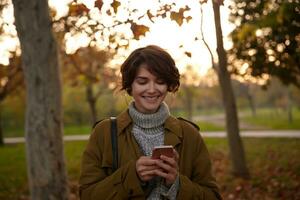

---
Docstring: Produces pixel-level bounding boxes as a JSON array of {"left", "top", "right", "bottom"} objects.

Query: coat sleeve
[
  {"left": 177, "top": 121, "right": 222, "bottom": 200},
  {"left": 79, "top": 121, "right": 144, "bottom": 200}
]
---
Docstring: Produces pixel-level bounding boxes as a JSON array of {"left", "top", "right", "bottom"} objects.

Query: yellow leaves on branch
[
  {"left": 68, "top": 3, "right": 90, "bottom": 16},
  {"left": 185, "top": 52, "right": 192, "bottom": 58},
  {"left": 111, "top": 0, "right": 121, "bottom": 14},
  {"left": 199, "top": 0, "right": 208, "bottom": 4},
  {"left": 130, "top": 23, "right": 150, "bottom": 40},
  {"left": 94, "top": 0, "right": 103, "bottom": 11},
  {"left": 170, "top": 6, "right": 190, "bottom": 26}
]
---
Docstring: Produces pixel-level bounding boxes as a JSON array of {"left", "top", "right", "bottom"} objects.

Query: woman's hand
[
  {"left": 136, "top": 156, "right": 160, "bottom": 182},
  {"left": 154, "top": 149, "right": 179, "bottom": 186}
]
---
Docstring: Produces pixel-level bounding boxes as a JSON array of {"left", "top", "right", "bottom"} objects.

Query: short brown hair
[{"left": 120, "top": 45, "right": 180, "bottom": 95}]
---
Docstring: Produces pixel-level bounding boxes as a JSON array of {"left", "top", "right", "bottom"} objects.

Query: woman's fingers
[
  {"left": 136, "top": 156, "right": 159, "bottom": 182},
  {"left": 136, "top": 156, "right": 156, "bottom": 166},
  {"left": 173, "top": 149, "right": 179, "bottom": 162},
  {"left": 165, "top": 155, "right": 177, "bottom": 166},
  {"left": 154, "top": 154, "right": 179, "bottom": 185},
  {"left": 153, "top": 167, "right": 177, "bottom": 186},
  {"left": 135, "top": 150, "right": 180, "bottom": 184}
]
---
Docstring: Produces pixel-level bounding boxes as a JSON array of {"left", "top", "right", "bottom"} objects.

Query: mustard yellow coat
[{"left": 79, "top": 110, "right": 222, "bottom": 199}]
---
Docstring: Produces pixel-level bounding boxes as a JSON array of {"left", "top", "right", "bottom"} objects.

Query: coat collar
[
  {"left": 164, "top": 116, "right": 183, "bottom": 138},
  {"left": 116, "top": 109, "right": 132, "bottom": 135},
  {"left": 116, "top": 109, "right": 183, "bottom": 139}
]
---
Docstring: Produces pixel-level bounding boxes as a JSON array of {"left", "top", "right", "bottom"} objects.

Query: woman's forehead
[{"left": 135, "top": 65, "right": 156, "bottom": 77}]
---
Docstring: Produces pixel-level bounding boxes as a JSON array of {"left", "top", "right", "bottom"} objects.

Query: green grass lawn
[
  {"left": 3, "top": 121, "right": 224, "bottom": 138},
  {"left": 1, "top": 138, "right": 299, "bottom": 199},
  {"left": 64, "top": 125, "right": 91, "bottom": 135},
  {"left": 242, "top": 108, "right": 300, "bottom": 130},
  {"left": 197, "top": 121, "right": 224, "bottom": 131},
  {"left": 3, "top": 124, "right": 92, "bottom": 138},
  {"left": 0, "top": 141, "right": 87, "bottom": 199},
  {"left": 3, "top": 108, "right": 299, "bottom": 138}
]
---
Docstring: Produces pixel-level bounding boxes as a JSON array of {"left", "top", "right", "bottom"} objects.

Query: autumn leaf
[
  {"left": 106, "top": 9, "right": 112, "bottom": 16},
  {"left": 130, "top": 22, "right": 150, "bottom": 40},
  {"left": 94, "top": 0, "right": 103, "bottom": 11},
  {"left": 111, "top": 0, "right": 121, "bottom": 14},
  {"left": 170, "top": 11, "right": 183, "bottom": 26},
  {"left": 199, "top": 0, "right": 208, "bottom": 4},
  {"left": 147, "top": 10, "right": 155, "bottom": 23},
  {"left": 186, "top": 16, "right": 192, "bottom": 23},
  {"left": 109, "top": 35, "right": 115, "bottom": 43},
  {"left": 170, "top": 7, "right": 190, "bottom": 26},
  {"left": 69, "top": 3, "right": 90, "bottom": 16},
  {"left": 185, "top": 52, "right": 192, "bottom": 57}
]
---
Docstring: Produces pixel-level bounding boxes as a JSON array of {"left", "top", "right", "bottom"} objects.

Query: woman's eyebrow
[{"left": 135, "top": 76, "right": 148, "bottom": 80}]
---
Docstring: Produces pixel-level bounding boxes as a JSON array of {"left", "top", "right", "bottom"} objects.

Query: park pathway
[{"left": 3, "top": 130, "right": 300, "bottom": 144}]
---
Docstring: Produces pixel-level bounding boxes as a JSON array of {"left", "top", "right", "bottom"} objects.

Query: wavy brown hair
[{"left": 120, "top": 45, "right": 180, "bottom": 95}]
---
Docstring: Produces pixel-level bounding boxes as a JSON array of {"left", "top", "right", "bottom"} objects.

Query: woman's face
[{"left": 131, "top": 65, "right": 168, "bottom": 114}]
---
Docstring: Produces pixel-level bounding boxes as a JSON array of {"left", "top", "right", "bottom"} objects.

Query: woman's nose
[{"left": 148, "top": 82, "right": 156, "bottom": 92}]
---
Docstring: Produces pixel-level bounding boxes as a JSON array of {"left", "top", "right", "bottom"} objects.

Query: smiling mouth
[{"left": 143, "top": 95, "right": 160, "bottom": 101}]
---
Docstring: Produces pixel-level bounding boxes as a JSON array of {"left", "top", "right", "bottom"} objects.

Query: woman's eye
[
  {"left": 135, "top": 78, "right": 147, "bottom": 84},
  {"left": 137, "top": 81, "right": 147, "bottom": 85},
  {"left": 156, "top": 79, "right": 166, "bottom": 84}
]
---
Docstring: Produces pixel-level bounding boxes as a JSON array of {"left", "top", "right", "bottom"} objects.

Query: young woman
[{"left": 79, "top": 45, "right": 221, "bottom": 199}]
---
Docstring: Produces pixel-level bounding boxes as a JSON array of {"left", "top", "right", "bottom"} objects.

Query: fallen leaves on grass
[{"left": 212, "top": 150, "right": 300, "bottom": 200}]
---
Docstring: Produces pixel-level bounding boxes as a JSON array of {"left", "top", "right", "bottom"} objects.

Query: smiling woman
[
  {"left": 120, "top": 45, "right": 180, "bottom": 114},
  {"left": 79, "top": 45, "right": 222, "bottom": 200},
  {"left": 129, "top": 66, "right": 168, "bottom": 114}
]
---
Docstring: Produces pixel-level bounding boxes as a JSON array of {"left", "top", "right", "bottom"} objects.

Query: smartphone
[{"left": 152, "top": 145, "right": 174, "bottom": 159}]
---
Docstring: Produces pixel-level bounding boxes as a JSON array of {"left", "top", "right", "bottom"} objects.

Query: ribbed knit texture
[
  {"left": 128, "top": 101, "right": 169, "bottom": 156},
  {"left": 129, "top": 101, "right": 179, "bottom": 200}
]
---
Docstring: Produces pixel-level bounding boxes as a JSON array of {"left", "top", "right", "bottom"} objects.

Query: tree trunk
[
  {"left": 185, "top": 87, "right": 193, "bottom": 121},
  {"left": 86, "top": 84, "right": 97, "bottom": 125},
  {"left": 287, "top": 86, "right": 293, "bottom": 123},
  {"left": 12, "top": 0, "right": 69, "bottom": 199},
  {"left": 0, "top": 107, "right": 3, "bottom": 146},
  {"left": 246, "top": 85, "right": 256, "bottom": 117},
  {"left": 212, "top": 1, "right": 249, "bottom": 178}
]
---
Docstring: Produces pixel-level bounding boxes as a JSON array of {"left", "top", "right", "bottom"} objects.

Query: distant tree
[
  {"left": 264, "top": 78, "right": 295, "bottom": 122},
  {"left": 229, "top": 0, "right": 300, "bottom": 122},
  {"left": 232, "top": 80, "right": 257, "bottom": 116},
  {"left": 12, "top": 0, "right": 69, "bottom": 199},
  {"left": 229, "top": 0, "right": 300, "bottom": 88},
  {"left": 62, "top": 46, "right": 116, "bottom": 124},
  {"left": 0, "top": 0, "right": 24, "bottom": 146},
  {"left": 0, "top": 54, "right": 23, "bottom": 146},
  {"left": 210, "top": 0, "right": 249, "bottom": 178},
  {"left": 179, "top": 66, "right": 201, "bottom": 120}
]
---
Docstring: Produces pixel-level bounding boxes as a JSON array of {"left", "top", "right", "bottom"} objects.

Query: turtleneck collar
[{"left": 128, "top": 101, "right": 170, "bottom": 129}]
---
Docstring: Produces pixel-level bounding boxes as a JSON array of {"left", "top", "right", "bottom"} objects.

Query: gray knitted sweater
[{"left": 128, "top": 102, "right": 179, "bottom": 200}]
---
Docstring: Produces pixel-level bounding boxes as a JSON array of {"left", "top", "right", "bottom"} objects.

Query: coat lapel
[{"left": 164, "top": 116, "right": 182, "bottom": 147}]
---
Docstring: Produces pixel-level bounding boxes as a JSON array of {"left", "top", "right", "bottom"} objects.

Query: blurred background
[{"left": 0, "top": 0, "right": 299, "bottom": 199}]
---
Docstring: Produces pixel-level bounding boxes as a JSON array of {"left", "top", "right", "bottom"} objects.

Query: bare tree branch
[{"left": 200, "top": 3, "right": 217, "bottom": 71}]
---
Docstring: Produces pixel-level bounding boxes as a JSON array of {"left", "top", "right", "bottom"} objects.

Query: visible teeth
[{"left": 144, "top": 96, "right": 158, "bottom": 99}]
